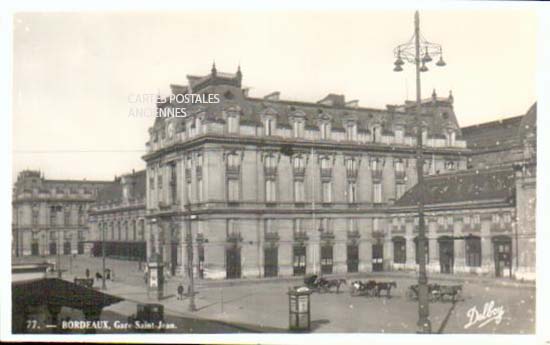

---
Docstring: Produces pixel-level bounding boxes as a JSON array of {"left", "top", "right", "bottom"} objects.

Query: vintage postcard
[{"left": 1, "top": 1, "right": 546, "bottom": 344}]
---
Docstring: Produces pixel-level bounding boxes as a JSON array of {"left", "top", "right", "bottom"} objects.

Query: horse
[
  {"left": 322, "top": 279, "right": 347, "bottom": 293},
  {"left": 95, "top": 272, "right": 103, "bottom": 281},
  {"left": 374, "top": 281, "right": 397, "bottom": 298},
  {"left": 350, "top": 280, "right": 377, "bottom": 296},
  {"left": 433, "top": 284, "right": 463, "bottom": 302}
]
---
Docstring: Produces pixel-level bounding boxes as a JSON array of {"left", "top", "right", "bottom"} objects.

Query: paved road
[{"left": 15, "top": 255, "right": 535, "bottom": 334}]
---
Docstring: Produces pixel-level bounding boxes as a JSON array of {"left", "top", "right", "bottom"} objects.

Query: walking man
[{"left": 177, "top": 283, "right": 184, "bottom": 300}]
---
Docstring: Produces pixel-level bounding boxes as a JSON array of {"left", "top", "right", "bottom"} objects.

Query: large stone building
[
  {"left": 142, "top": 65, "right": 473, "bottom": 280},
  {"left": 12, "top": 170, "right": 112, "bottom": 257},
  {"left": 87, "top": 170, "right": 148, "bottom": 263}
]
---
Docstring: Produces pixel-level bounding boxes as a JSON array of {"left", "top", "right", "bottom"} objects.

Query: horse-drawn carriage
[
  {"left": 303, "top": 275, "right": 347, "bottom": 293},
  {"left": 407, "top": 283, "right": 463, "bottom": 302},
  {"left": 349, "top": 280, "right": 397, "bottom": 297}
]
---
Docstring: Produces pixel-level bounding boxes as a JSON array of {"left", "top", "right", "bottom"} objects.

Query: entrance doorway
[
  {"left": 438, "top": 236, "right": 454, "bottom": 274},
  {"left": 63, "top": 242, "right": 71, "bottom": 255},
  {"left": 493, "top": 236, "right": 512, "bottom": 278},
  {"left": 320, "top": 245, "right": 333, "bottom": 274},
  {"left": 77, "top": 242, "right": 84, "bottom": 254},
  {"left": 347, "top": 244, "right": 359, "bottom": 273},
  {"left": 226, "top": 245, "right": 241, "bottom": 279},
  {"left": 264, "top": 246, "right": 278, "bottom": 278},
  {"left": 49, "top": 242, "right": 57, "bottom": 255},
  {"left": 170, "top": 242, "right": 178, "bottom": 276},
  {"left": 372, "top": 243, "right": 384, "bottom": 272},
  {"left": 293, "top": 245, "right": 306, "bottom": 276},
  {"left": 31, "top": 241, "right": 39, "bottom": 256}
]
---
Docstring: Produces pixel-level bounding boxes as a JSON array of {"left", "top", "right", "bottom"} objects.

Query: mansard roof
[
  {"left": 96, "top": 169, "right": 146, "bottom": 203},
  {"left": 152, "top": 67, "right": 461, "bottom": 137},
  {"left": 395, "top": 167, "right": 516, "bottom": 207},
  {"left": 461, "top": 115, "right": 524, "bottom": 150}
]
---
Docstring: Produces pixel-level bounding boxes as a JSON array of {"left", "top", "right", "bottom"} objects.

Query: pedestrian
[
  {"left": 177, "top": 283, "right": 184, "bottom": 300},
  {"left": 111, "top": 269, "right": 115, "bottom": 282},
  {"left": 85, "top": 268, "right": 90, "bottom": 278}
]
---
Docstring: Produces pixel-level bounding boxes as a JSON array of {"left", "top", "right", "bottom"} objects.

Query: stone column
[
  {"left": 428, "top": 220, "right": 438, "bottom": 273},
  {"left": 453, "top": 222, "right": 466, "bottom": 273},
  {"left": 358, "top": 218, "right": 372, "bottom": 272},
  {"left": 481, "top": 222, "right": 493, "bottom": 275}
]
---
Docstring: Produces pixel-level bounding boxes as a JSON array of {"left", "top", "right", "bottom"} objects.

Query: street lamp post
[
  {"left": 102, "top": 223, "right": 107, "bottom": 290},
  {"left": 393, "top": 10, "right": 446, "bottom": 334},
  {"left": 57, "top": 228, "right": 62, "bottom": 278},
  {"left": 185, "top": 206, "right": 197, "bottom": 312}
]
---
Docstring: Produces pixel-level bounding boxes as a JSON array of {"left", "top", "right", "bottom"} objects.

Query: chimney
[
  {"left": 317, "top": 94, "right": 345, "bottom": 107},
  {"left": 345, "top": 100, "right": 359, "bottom": 108},
  {"left": 264, "top": 91, "right": 280, "bottom": 101}
]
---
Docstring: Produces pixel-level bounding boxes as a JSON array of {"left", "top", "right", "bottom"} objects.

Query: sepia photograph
[{"left": 3, "top": 2, "right": 545, "bottom": 344}]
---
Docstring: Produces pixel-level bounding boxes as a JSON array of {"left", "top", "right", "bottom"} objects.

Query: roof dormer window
[
  {"left": 293, "top": 119, "right": 305, "bottom": 138},
  {"left": 227, "top": 115, "right": 239, "bottom": 134},
  {"left": 320, "top": 121, "right": 331, "bottom": 140},
  {"left": 264, "top": 117, "right": 276, "bottom": 136},
  {"left": 346, "top": 122, "right": 357, "bottom": 141}
]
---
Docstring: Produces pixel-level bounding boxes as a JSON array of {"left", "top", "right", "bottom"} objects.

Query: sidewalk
[{"left": 98, "top": 278, "right": 287, "bottom": 333}]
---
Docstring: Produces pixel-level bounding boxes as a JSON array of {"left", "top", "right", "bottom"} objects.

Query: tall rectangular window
[
  {"left": 322, "top": 181, "right": 332, "bottom": 203},
  {"left": 393, "top": 237, "right": 406, "bottom": 264},
  {"left": 293, "top": 120, "right": 304, "bottom": 138},
  {"left": 346, "top": 123, "right": 357, "bottom": 141},
  {"left": 320, "top": 245, "right": 334, "bottom": 274},
  {"left": 320, "top": 122, "right": 330, "bottom": 140},
  {"left": 347, "top": 181, "right": 357, "bottom": 203},
  {"left": 395, "top": 129, "right": 404, "bottom": 143},
  {"left": 265, "top": 118, "right": 274, "bottom": 136},
  {"left": 227, "top": 116, "right": 238, "bottom": 133},
  {"left": 465, "top": 236, "right": 482, "bottom": 267},
  {"left": 294, "top": 180, "right": 305, "bottom": 202},
  {"left": 170, "top": 164, "right": 177, "bottom": 204},
  {"left": 228, "top": 179, "right": 240, "bottom": 202},
  {"left": 265, "top": 179, "right": 277, "bottom": 202},
  {"left": 373, "top": 183, "right": 382, "bottom": 203},
  {"left": 197, "top": 178, "right": 203, "bottom": 202},
  {"left": 64, "top": 209, "right": 71, "bottom": 225},
  {"left": 50, "top": 206, "right": 57, "bottom": 226},
  {"left": 186, "top": 181, "right": 192, "bottom": 204},
  {"left": 293, "top": 156, "right": 305, "bottom": 172},
  {"left": 227, "top": 154, "right": 240, "bottom": 171},
  {"left": 32, "top": 208, "right": 39, "bottom": 225},
  {"left": 157, "top": 175, "right": 163, "bottom": 190}
]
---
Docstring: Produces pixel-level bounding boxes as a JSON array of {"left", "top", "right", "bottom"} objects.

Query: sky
[{"left": 12, "top": 10, "right": 536, "bottom": 181}]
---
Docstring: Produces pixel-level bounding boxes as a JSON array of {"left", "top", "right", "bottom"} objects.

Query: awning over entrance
[
  {"left": 12, "top": 278, "right": 123, "bottom": 333},
  {"left": 13, "top": 278, "right": 122, "bottom": 309}
]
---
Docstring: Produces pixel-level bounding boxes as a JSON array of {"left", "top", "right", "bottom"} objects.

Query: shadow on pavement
[{"left": 310, "top": 319, "right": 330, "bottom": 331}]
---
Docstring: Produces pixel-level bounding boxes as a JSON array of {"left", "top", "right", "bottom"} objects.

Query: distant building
[
  {"left": 87, "top": 170, "right": 147, "bottom": 262},
  {"left": 12, "top": 170, "right": 112, "bottom": 257}
]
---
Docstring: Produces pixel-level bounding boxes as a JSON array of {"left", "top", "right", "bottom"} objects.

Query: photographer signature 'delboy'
[{"left": 464, "top": 301, "right": 505, "bottom": 329}]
